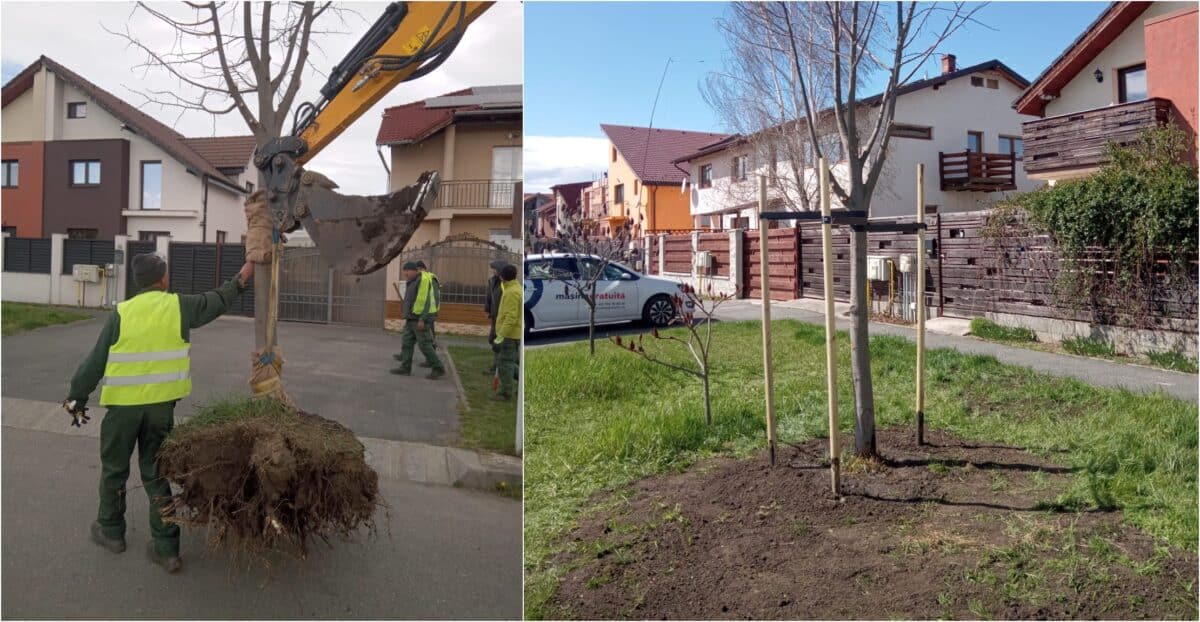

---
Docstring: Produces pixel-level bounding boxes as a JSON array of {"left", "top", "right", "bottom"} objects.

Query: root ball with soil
[{"left": 158, "top": 396, "right": 379, "bottom": 555}]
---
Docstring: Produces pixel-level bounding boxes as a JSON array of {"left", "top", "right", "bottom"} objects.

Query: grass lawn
[
  {"left": 524, "top": 319, "right": 1198, "bottom": 618},
  {"left": 2, "top": 302, "right": 92, "bottom": 336},
  {"left": 969, "top": 318, "right": 1199, "bottom": 374},
  {"left": 448, "top": 339, "right": 518, "bottom": 456}
]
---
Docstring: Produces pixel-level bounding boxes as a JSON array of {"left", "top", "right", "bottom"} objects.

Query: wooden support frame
[{"left": 758, "top": 176, "right": 778, "bottom": 466}]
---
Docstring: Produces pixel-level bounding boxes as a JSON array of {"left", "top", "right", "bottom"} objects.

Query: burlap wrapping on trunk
[
  {"left": 250, "top": 347, "right": 295, "bottom": 408},
  {"left": 244, "top": 190, "right": 274, "bottom": 263}
]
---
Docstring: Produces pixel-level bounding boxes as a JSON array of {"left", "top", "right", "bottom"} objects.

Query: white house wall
[
  {"left": 1046, "top": 2, "right": 1177, "bottom": 117},
  {"left": 0, "top": 80, "right": 42, "bottom": 142},
  {"left": 50, "top": 77, "right": 246, "bottom": 242},
  {"left": 688, "top": 66, "right": 1043, "bottom": 224}
]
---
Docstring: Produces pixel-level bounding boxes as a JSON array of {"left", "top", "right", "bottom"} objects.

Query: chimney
[{"left": 941, "top": 54, "right": 957, "bottom": 75}]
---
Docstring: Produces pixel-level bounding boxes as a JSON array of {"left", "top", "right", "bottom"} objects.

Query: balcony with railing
[
  {"left": 434, "top": 179, "right": 518, "bottom": 210},
  {"left": 939, "top": 151, "right": 1017, "bottom": 192},
  {"left": 1021, "top": 97, "right": 1171, "bottom": 177}
]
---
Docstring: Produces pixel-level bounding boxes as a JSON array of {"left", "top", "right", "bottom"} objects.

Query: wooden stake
[
  {"left": 758, "top": 175, "right": 777, "bottom": 466},
  {"left": 819, "top": 158, "right": 840, "bottom": 495},
  {"left": 916, "top": 164, "right": 927, "bottom": 446}
]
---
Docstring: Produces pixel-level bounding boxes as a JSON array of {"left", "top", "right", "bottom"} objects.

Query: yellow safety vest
[
  {"left": 413, "top": 271, "right": 440, "bottom": 315},
  {"left": 99, "top": 290, "right": 191, "bottom": 406}
]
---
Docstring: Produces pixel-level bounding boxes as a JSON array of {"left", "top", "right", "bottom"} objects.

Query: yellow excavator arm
[{"left": 254, "top": 1, "right": 494, "bottom": 274}]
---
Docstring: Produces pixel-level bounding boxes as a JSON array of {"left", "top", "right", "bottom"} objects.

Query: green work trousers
[
  {"left": 398, "top": 319, "right": 442, "bottom": 371},
  {"left": 97, "top": 402, "right": 180, "bottom": 556},
  {"left": 497, "top": 338, "right": 519, "bottom": 397}
]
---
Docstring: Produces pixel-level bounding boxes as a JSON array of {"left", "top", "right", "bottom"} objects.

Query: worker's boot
[
  {"left": 390, "top": 367, "right": 412, "bottom": 376},
  {"left": 426, "top": 368, "right": 445, "bottom": 380},
  {"left": 146, "top": 543, "right": 182, "bottom": 574},
  {"left": 90, "top": 521, "right": 126, "bottom": 554}
]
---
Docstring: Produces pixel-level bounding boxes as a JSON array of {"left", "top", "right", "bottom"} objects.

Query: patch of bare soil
[
  {"left": 159, "top": 410, "right": 379, "bottom": 557},
  {"left": 550, "top": 427, "right": 1198, "bottom": 620}
]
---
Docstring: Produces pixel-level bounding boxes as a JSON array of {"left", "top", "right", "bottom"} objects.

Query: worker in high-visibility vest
[
  {"left": 391, "top": 261, "right": 443, "bottom": 379},
  {"left": 415, "top": 259, "right": 440, "bottom": 356},
  {"left": 64, "top": 252, "right": 253, "bottom": 574},
  {"left": 491, "top": 264, "right": 522, "bottom": 401}
]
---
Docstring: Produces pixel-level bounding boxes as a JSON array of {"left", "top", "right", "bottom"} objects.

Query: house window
[
  {"left": 1118, "top": 63, "right": 1147, "bottom": 103},
  {"left": 970, "top": 76, "right": 984, "bottom": 87},
  {"left": 634, "top": 179, "right": 639, "bottom": 195},
  {"left": 614, "top": 183, "right": 625, "bottom": 204},
  {"left": 999, "top": 135, "right": 1023, "bottom": 160},
  {"left": 67, "top": 102, "right": 87, "bottom": 119},
  {"left": 966, "top": 131, "right": 982, "bottom": 153},
  {"left": 699, "top": 215, "right": 712, "bottom": 228},
  {"left": 889, "top": 123, "right": 932, "bottom": 140},
  {"left": 216, "top": 230, "right": 227, "bottom": 244},
  {"left": 71, "top": 160, "right": 101, "bottom": 186},
  {"left": 733, "top": 155, "right": 748, "bottom": 181},
  {"left": 141, "top": 161, "right": 162, "bottom": 210},
  {"left": 138, "top": 231, "right": 169, "bottom": 242},
  {"left": 1, "top": 160, "right": 17, "bottom": 188},
  {"left": 3, "top": 226, "right": 17, "bottom": 235},
  {"left": 67, "top": 228, "right": 98, "bottom": 240},
  {"left": 699, "top": 164, "right": 713, "bottom": 188},
  {"left": 986, "top": 78, "right": 999, "bottom": 89},
  {"left": 611, "top": 146, "right": 617, "bottom": 163}
]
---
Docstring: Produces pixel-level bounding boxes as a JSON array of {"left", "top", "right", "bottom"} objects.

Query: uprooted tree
[
  {"left": 612, "top": 284, "right": 731, "bottom": 426},
  {"left": 109, "top": 3, "right": 381, "bottom": 555},
  {"left": 710, "top": 1, "right": 983, "bottom": 458}
]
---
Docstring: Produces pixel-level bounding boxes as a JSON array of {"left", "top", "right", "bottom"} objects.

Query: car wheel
[{"left": 642, "top": 294, "right": 676, "bottom": 327}]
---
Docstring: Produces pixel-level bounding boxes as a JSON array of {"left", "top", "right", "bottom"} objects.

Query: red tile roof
[
  {"left": 376, "top": 86, "right": 522, "bottom": 146},
  {"left": 1, "top": 56, "right": 245, "bottom": 190},
  {"left": 550, "top": 181, "right": 591, "bottom": 211},
  {"left": 182, "top": 135, "right": 256, "bottom": 172},
  {"left": 601, "top": 124, "right": 729, "bottom": 185}
]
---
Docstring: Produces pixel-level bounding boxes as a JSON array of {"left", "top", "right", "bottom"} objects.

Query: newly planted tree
[
  {"left": 612, "top": 284, "right": 730, "bottom": 425},
  {"left": 710, "top": 1, "right": 982, "bottom": 458}
]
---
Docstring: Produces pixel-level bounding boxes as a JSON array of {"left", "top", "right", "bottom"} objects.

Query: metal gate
[
  {"left": 396, "top": 234, "right": 521, "bottom": 306},
  {"left": 278, "top": 247, "right": 386, "bottom": 327}
]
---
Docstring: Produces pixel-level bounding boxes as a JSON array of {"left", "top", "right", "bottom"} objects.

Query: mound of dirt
[
  {"left": 550, "top": 427, "right": 1198, "bottom": 620},
  {"left": 158, "top": 398, "right": 379, "bottom": 555}
]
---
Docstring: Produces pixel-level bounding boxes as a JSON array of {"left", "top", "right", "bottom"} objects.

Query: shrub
[{"left": 970, "top": 318, "right": 1037, "bottom": 343}]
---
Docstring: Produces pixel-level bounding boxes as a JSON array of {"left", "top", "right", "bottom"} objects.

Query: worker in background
[
  {"left": 491, "top": 263, "right": 521, "bottom": 401},
  {"left": 415, "top": 260, "right": 439, "bottom": 351},
  {"left": 392, "top": 261, "right": 443, "bottom": 379},
  {"left": 64, "top": 253, "right": 253, "bottom": 574},
  {"left": 483, "top": 260, "right": 508, "bottom": 376}
]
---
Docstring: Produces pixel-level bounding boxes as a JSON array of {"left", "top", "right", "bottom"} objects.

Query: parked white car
[{"left": 524, "top": 253, "right": 689, "bottom": 334}]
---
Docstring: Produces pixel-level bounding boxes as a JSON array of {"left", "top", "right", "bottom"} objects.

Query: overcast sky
[{"left": 1, "top": 1, "right": 523, "bottom": 196}]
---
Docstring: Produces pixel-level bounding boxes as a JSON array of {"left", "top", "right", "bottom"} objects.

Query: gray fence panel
[{"left": 4, "top": 238, "right": 52, "bottom": 274}]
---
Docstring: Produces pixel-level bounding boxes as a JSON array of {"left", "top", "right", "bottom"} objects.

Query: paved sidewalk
[
  {"left": 0, "top": 427, "right": 521, "bottom": 620},
  {"left": 717, "top": 299, "right": 1198, "bottom": 403},
  {"left": 1, "top": 315, "right": 461, "bottom": 444}
]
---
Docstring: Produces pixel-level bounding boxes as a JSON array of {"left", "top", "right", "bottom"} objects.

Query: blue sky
[
  {"left": 523, "top": 1, "right": 1111, "bottom": 191},
  {"left": 526, "top": 1, "right": 1109, "bottom": 137}
]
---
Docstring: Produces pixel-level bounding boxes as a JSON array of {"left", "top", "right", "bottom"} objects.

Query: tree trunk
[
  {"left": 848, "top": 226, "right": 877, "bottom": 458},
  {"left": 701, "top": 370, "right": 712, "bottom": 426}
]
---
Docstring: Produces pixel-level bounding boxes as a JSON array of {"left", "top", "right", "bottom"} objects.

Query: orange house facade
[
  {"left": 599, "top": 124, "right": 728, "bottom": 236},
  {"left": 1, "top": 141, "right": 45, "bottom": 237}
]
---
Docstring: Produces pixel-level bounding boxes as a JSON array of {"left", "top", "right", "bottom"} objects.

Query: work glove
[
  {"left": 62, "top": 399, "right": 90, "bottom": 427},
  {"left": 493, "top": 335, "right": 504, "bottom": 346}
]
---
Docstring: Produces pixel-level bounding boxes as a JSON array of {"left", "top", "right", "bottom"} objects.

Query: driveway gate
[{"left": 278, "top": 247, "right": 386, "bottom": 327}]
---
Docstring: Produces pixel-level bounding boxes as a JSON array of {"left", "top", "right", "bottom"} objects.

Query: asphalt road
[
  {"left": 1, "top": 315, "right": 461, "bottom": 444},
  {"left": 0, "top": 427, "right": 522, "bottom": 620}
]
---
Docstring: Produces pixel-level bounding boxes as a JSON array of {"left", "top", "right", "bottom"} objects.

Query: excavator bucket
[{"left": 292, "top": 170, "right": 439, "bottom": 275}]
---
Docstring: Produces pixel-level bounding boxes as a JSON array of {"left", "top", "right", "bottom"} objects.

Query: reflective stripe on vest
[
  {"left": 413, "top": 271, "right": 440, "bottom": 315},
  {"left": 100, "top": 290, "right": 192, "bottom": 406}
]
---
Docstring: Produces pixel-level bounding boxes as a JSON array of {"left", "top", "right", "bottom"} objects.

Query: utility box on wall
[
  {"left": 694, "top": 251, "right": 713, "bottom": 271},
  {"left": 866, "top": 255, "right": 890, "bottom": 281},
  {"left": 72, "top": 264, "right": 101, "bottom": 283}
]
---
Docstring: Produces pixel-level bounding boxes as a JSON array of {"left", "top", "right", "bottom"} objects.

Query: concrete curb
[{"left": 1, "top": 397, "right": 522, "bottom": 494}]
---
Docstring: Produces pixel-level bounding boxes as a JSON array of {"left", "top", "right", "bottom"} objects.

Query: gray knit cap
[{"left": 132, "top": 253, "right": 167, "bottom": 289}]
